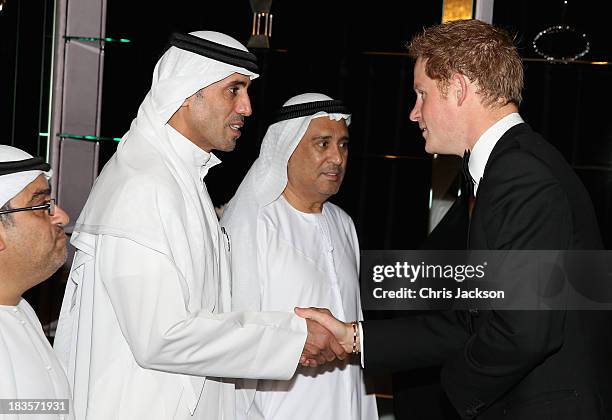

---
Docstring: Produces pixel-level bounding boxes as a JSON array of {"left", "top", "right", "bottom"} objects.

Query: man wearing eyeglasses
[{"left": 0, "top": 145, "right": 73, "bottom": 418}]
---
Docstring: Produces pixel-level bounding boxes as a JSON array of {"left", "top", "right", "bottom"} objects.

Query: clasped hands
[{"left": 294, "top": 307, "right": 359, "bottom": 367}]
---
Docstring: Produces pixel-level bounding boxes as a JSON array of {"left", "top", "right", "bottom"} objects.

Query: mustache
[
  {"left": 322, "top": 165, "right": 344, "bottom": 174},
  {"left": 229, "top": 115, "right": 245, "bottom": 124}
]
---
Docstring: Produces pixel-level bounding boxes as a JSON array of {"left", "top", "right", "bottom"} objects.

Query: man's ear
[{"left": 451, "top": 73, "right": 469, "bottom": 106}]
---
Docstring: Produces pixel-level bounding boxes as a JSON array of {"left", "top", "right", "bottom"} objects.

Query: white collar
[
  {"left": 469, "top": 113, "right": 523, "bottom": 195},
  {"left": 165, "top": 124, "right": 221, "bottom": 181}
]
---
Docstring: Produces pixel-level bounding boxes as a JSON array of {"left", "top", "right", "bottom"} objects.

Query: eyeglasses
[{"left": 0, "top": 199, "right": 56, "bottom": 216}]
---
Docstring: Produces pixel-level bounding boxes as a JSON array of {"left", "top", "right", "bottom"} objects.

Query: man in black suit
[{"left": 297, "top": 19, "right": 612, "bottom": 419}]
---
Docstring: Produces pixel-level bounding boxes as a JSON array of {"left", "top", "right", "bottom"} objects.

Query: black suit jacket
[{"left": 364, "top": 123, "right": 612, "bottom": 419}]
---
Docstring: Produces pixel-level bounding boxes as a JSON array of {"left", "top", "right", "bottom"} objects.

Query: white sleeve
[
  {"left": 98, "top": 235, "right": 307, "bottom": 380},
  {"left": 359, "top": 321, "right": 365, "bottom": 368}
]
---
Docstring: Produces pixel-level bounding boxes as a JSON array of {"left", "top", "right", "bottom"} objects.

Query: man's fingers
[
  {"left": 301, "top": 345, "right": 324, "bottom": 367},
  {"left": 301, "top": 356, "right": 319, "bottom": 368},
  {"left": 295, "top": 307, "right": 329, "bottom": 325},
  {"left": 321, "top": 347, "right": 336, "bottom": 362},
  {"left": 300, "top": 308, "right": 342, "bottom": 339},
  {"left": 303, "top": 343, "right": 320, "bottom": 357},
  {"left": 304, "top": 342, "right": 333, "bottom": 365},
  {"left": 302, "top": 354, "right": 324, "bottom": 367},
  {"left": 329, "top": 337, "right": 347, "bottom": 359},
  {"left": 304, "top": 358, "right": 318, "bottom": 368},
  {"left": 315, "top": 353, "right": 326, "bottom": 365}
]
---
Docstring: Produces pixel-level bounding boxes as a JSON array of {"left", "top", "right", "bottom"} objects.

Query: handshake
[{"left": 294, "top": 307, "right": 359, "bottom": 367}]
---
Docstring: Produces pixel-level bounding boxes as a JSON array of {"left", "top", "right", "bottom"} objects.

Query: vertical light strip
[
  {"left": 46, "top": 0, "right": 59, "bottom": 164},
  {"left": 38, "top": 0, "right": 49, "bottom": 157},
  {"left": 474, "top": 0, "right": 494, "bottom": 23},
  {"left": 10, "top": 0, "right": 21, "bottom": 146},
  {"left": 442, "top": 0, "right": 474, "bottom": 22}
]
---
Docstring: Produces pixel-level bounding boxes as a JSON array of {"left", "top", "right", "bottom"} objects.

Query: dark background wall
[
  {"left": 95, "top": 0, "right": 611, "bottom": 250},
  {"left": 1, "top": 0, "right": 611, "bottom": 328},
  {"left": 0, "top": 0, "right": 54, "bottom": 156}
]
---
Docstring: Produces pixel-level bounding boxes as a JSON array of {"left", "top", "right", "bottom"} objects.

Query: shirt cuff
[{"left": 359, "top": 321, "right": 365, "bottom": 368}]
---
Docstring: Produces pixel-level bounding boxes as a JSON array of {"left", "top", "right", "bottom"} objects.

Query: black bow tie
[{"left": 462, "top": 149, "right": 475, "bottom": 198}]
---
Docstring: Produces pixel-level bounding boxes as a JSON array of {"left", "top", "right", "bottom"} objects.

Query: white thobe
[
  {"left": 54, "top": 127, "right": 307, "bottom": 420},
  {"left": 238, "top": 196, "right": 378, "bottom": 420},
  {"left": 0, "top": 299, "right": 73, "bottom": 420}
]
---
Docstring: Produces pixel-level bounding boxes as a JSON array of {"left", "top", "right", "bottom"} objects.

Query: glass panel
[
  {"left": 64, "top": 36, "right": 131, "bottom": 43},
  {"left": 58, "top": 133, "right": 121, "bottom": 142}
]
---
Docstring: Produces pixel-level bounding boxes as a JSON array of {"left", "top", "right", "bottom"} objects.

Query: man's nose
[
  {"left": 409, "top": 103, "right": 420, "bottom": 122},
  {"left": 329, "top": 144, "right": 344, "bottom": 165},
  {"left": 52, "top": 204, "right": 70, "bottom": 226},
  {"left": 237, "top": 93, "right": 252, "bottom": 117}
]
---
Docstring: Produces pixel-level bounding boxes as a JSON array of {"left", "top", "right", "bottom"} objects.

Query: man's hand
[
  {"left": 295, "top": 307, "right": 356, "bottom": 366},
  {"left": 298, "top": 318, "right": 346, "bottom": 367}
]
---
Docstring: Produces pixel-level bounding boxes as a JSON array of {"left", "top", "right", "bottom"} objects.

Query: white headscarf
[
  {"left": 221, "top": 93, "right": 351, "bottom": 311},
  {"left": 73, "top": 31, "right": 258, "bottom": 252},
  {"left": 0, "top": 146, "right": 52, "bottom": 207}
]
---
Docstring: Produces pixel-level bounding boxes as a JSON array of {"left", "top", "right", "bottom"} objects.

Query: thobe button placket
[{"left": 317, "top": 215, "right": 345, "bottom": 319}]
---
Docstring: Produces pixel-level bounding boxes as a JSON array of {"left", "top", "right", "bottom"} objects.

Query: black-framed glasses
[{"left": 0, "top": 199, "right": 56, "bottom": 216}]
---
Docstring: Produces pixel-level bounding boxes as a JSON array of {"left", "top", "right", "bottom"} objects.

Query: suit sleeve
[
  {"left": 362, "top": 311, "right": 471, "bottom": 373},
  {"left": 441, "top": 150, "right": 572, "bottom": 418}
]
